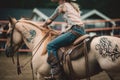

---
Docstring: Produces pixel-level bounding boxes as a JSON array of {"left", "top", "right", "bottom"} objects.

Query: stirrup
[
  {"left": 44, "top": 68, "right": 58, "bottom": 80},
  {"left": 44, "top": 69, "right": 65, "bottom": 80},
  {"left": 44, "top": 76, "right": 55, "bottom": 80}
]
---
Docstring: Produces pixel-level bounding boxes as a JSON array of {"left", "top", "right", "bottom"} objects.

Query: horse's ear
[{"left": 8, "top": 16, "right": 17, "bottom": 25}]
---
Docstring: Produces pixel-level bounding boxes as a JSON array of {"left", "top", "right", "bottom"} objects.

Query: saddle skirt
[
  {"left": 57, "top": 34, "right": 96, "bottom": 77},
  {"left": 58, "top": 34, "right": 90, "bottom": 60}
]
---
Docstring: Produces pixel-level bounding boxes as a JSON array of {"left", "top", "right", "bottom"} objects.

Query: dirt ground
[{"left": 0, "top": 52, "right": 111, "bottom": 80}]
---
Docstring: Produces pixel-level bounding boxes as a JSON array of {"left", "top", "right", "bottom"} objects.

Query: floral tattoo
[{"left": 95, "top": 37, "right": 120, "bottom": 61}]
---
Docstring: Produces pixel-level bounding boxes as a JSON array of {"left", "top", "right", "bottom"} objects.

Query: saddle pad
[{"left": 73, "top": 34, "right": 90, "bottom": 46}]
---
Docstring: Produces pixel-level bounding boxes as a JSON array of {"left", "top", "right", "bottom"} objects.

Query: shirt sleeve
[{"left": 49, "top": 5, "right": 63, "bottom": 21}]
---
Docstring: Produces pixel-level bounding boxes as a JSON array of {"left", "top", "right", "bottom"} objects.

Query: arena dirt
[{"left": 0, "top": 52, "right": 111, "bottom": 80}]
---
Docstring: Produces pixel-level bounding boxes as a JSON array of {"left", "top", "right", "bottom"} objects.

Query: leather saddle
[
  {"left": 57, "top": 34, "right": 96, "bottom": 78},
  {"left": 58, "top": 34, "right": 90, "bottom": 60}
]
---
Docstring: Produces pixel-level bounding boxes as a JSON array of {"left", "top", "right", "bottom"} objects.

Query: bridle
[
  {"left": 6, "top": 21, "right": 19, "bottom": 57},
  {"left": 6, "top": 20, "right": 53, "bottom": 77},
  {"left": 5, "top": 21, "right": 23, "bottom": 75}
]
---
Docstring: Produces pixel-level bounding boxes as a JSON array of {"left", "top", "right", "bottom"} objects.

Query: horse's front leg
[{"left": 36, "top": 72, "right": 46, "bottom": 80}]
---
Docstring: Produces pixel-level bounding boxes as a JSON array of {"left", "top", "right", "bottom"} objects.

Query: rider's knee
[{"left": 47, "top": 42, "right": 57, "bottom": 51}]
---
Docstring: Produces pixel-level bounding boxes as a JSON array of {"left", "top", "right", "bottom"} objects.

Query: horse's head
[{"left": 5, "top": 17, "right": 23, "bottom": 57}]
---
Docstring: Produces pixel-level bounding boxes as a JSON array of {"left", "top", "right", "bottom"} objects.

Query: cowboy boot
[{"left": 45, "top": 53, "right": 65, "bottom": 80}]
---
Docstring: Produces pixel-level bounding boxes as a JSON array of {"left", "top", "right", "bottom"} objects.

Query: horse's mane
[
  {"left": 18, "top": 18, "right": 60, "bottom": 55},
  {"left": 18, "top": 19, "right": 48, "bottom": 32},
  {"left": 18, "top": 18, "right": 60, "bottom": 35}
]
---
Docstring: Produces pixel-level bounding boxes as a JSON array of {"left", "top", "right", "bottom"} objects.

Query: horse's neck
[
  {"left": 17, "top": 21, "right": 51, "bottom": 55},
  {"left": 31, "top": 31, "right": 51, "bottom": 55}
]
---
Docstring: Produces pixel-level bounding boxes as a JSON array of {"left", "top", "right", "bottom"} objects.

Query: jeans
[{"left": 47, "top": 25, "right": 86, "bottom": 60}]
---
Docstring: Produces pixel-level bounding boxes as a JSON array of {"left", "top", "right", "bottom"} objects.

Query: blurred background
[
  {"left": 0, "top": 0, "right": 120, "bottom": 19},
  {"left": 0, "top": 0, "right": 120, "bottom": 80}
]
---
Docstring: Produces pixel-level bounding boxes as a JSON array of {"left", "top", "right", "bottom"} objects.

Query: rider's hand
[
  {"left": 42, "top": 22, "right": 47, "bottom": 27},
  {"left": 60, "top": 30, "right": 66, "bottom": 34},
  {"left": 42, "top": 19, "right": 52, "bottom": 29}
]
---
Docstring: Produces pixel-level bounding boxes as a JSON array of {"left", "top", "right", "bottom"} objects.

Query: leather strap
[
  {"left": 84, "top": 40, "right": 90, "bottom": 80},
  {"left": 70, "top": 30, "right": 82, "bottom": 37}
]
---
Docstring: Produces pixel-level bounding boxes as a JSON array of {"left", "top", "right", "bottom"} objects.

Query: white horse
[{"left": 5, "top": 17, "right": 120, "bottom": 80}]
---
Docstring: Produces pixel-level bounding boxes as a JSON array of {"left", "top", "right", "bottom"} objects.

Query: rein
[
  {"left": 9, "top": 21, "right": 19, "bottom": 64},
  {"left": 17, "top": 21, "right": 52, "bottom": 68},
  {"left": 9, "top": 21, "right": 22, "bottom": 75},
  {"left": 20, "top": 30, "right": 51, "bottom": 80},
  {"left": 7, "top": 20, "right": 22, "bottom": 75},
  {"left": 21, "top": 30, "right": 51, "bottom": 68},
  {"left": 9, "top": 20, "right": 52, "bottom": 79}
]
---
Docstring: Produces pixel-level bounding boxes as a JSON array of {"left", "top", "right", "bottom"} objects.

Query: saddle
[
  {"left": 58, "top": 34, "right": 90, "bottom": 60},
  {"left": 56, "top": 34, "right": 92, "bottom": 78}
]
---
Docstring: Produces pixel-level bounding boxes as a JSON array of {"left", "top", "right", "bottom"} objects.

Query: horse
[{"left": 5, "top": 17, "right": 120, "bottom": 80}]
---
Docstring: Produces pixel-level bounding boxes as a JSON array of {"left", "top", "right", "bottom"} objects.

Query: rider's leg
[
  {"left": 45, "top": 32, "right": 77, "bottom": 80},
  {"left": 45, "top": 25, "right": 86, "bottom": 80}
]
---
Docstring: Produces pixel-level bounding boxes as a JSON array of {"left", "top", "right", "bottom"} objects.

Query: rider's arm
[{"left": 42, "top": 5, "right": 63, "bottom": 28}]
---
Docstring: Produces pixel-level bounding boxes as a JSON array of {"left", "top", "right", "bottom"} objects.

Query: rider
[{"left": 42, "top": 0, "right": 86, "bottom": 80}]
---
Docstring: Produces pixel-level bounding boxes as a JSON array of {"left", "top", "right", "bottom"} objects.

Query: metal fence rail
[{"left": 0, "top": 19, "right": 120, "bottom": 52}]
